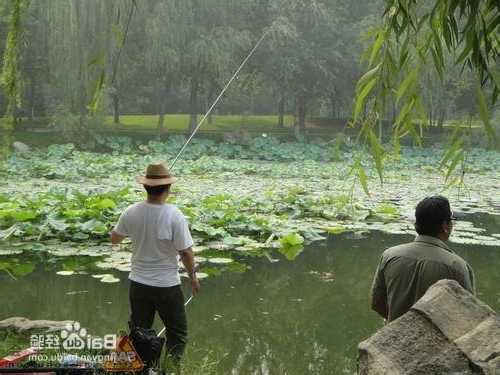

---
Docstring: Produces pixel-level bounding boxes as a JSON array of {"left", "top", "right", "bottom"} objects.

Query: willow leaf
[
  {"left": 475, "top": 84, "right": 496, "bottom": 141},
  {"left": 440, "top": 137, "right": 463, "bottom": 169},
  {"left": 396, "top": 69, "right": 417, "bottom": 104},
  {"left": 357, "top": 162, "right": 370, "bottom": 197},
  {"left": 395, "top": 97, "right": 415, "bottom": 125},
  {"left": 89, "top": 71, "right": 106, "bottom": 114},
  {"left": 368, "top": 129, "right": 384, "bottom": 184},
  {"left": 445, "top": 149, "right": 464, "bottom": 182},
  {"left": 356, "top": 63, "right": 381, "bottom": 89},
  {"left": 369, "top": 31, "right": 386, "bottom": 67},
  {"left": 353, "top": 78, "right": 378, "bottom": 123}
]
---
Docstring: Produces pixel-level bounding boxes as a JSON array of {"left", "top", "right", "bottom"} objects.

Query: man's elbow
[
  {"left": 110, "top": 231, "right": 124, "bottom": 245},
  {"left": 371, "top": 297, "right": 388, "bottom": 319},
  {"left": 178, "top": 247, "right": 193, "bottom": 256}
]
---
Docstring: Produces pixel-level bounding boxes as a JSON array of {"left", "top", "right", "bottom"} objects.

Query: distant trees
[
  {"left": 0, "top": 0, "right": 490, "bottom": 136},
  {"left": 0, "top": 0, "right": 375, "bottom": 132}
]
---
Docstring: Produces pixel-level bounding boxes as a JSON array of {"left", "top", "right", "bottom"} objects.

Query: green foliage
[
  {"left": 3, "top": 138, "right": 500, "bottom": 282},
  {"left": 280, "top": 232, "right": 305, "bottom": 247},
  {"left": 49, "top": 109, "right": 94, "bottom": 144},
  {"left": 351, "top": 0, "right": 499, "bottom": 192},
  {"left": 0, "top": 330, "right": 30, "bottom": 358},
  {"left": 103, "top": 114, "right": 294, "bottom": 132},
  {"left": 0, "top": 0, "right": 24, "bottom": 119}
]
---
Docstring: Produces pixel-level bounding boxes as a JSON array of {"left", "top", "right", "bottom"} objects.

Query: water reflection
[{"left": 1, "top": 230, "right": 499, "bottom": 374}]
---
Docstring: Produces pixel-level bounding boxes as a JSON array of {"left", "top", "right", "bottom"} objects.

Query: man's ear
[{"left": 442, "top": 221, "right": 450, "bottom": 234}]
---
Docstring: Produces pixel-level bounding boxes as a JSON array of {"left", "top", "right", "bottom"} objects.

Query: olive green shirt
[{"left": 371, "top": 235, "right": 475, "bottom": 322}]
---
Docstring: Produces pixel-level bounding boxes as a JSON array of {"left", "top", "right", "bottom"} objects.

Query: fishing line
[
  {"left": 169, "top": 29, "right": 270, "bottom": 169},
  {"left": 158, "top": 28, "right": 271, "bottom": 338},
  {"left": 157, "top": 295, "right": 193, "bottom": 337}
]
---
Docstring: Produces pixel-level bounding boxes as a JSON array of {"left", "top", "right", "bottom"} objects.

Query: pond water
[{"left": 1, "top": 226, "right": 499, "bottom": 374}]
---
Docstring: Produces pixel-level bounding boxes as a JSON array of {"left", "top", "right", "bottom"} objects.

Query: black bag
[{"left": 128, "top": 325, "right": 165, "bottom": 368}]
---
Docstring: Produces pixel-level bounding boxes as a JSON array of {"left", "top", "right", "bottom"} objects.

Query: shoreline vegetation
[
  {"left": 0, "top": 114, "right": 488, "bottom": 133},
  {"left": 1, "top": 135, "right": 500, "bottom": 272}
]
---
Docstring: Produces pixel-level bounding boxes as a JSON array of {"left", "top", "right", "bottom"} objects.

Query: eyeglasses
[{"left": 449, "top": 209, "right": 457, "bottom": 221}]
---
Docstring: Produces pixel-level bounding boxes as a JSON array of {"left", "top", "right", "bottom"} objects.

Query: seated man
[{"left": 370, "top": 196, "right": 475, "bottom": 322}]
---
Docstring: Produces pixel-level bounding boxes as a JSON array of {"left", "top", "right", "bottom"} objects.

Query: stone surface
[
  {"left": 358, "top": 311, "right": 474, "bottom": 375},
  {"left": 0, "top": 317, "right": 74, "bottom": 333},
  {"left": 358, "top": 279, "right": 500, "bottom": 374},
  {"left": 12, "top": 141, "right": 31, "bottom": 154},
  {"left": 412, "top": 280, "right": 495, "bottom": 342},
  {"left": 455, "top": 316, "right": 500, "bottom": 374}
]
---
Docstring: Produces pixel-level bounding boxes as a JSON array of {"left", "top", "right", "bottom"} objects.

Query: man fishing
[
  {"left": 370, "top": 195, "right": 475, "bottom": 322},
  {"left": 110, "top": 162, "right": 199, "bottom": 371}
]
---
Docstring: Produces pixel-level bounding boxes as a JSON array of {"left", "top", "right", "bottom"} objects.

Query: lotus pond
[{"left": 1, "top": 135, "right": 500, "bottom": 373}]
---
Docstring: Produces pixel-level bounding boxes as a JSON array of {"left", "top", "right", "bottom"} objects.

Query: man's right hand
[{"left": 190, "top": 275, "right": 200, "bottom": 295}]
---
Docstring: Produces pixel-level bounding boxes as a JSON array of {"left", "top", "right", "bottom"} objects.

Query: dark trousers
[{"left": 129, "top": 280, "right": 188, "bottom": 362}]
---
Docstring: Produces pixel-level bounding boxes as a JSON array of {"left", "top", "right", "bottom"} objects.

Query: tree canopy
[{"left": 0, "top": 0, "right": 497, "bottom": 153}]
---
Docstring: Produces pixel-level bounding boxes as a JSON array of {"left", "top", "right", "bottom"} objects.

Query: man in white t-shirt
[{"left": 110, "top": 162, "right": 200, "bottom": 371}]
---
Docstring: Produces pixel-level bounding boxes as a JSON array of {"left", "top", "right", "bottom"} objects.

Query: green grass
[
  {"left": 443, "top": 119, "right": 485, "bottom": 129},
  {"left": 104, "top": 114, "right": 294, "bottom": 132},
  {"left": 0, "top": 330, "right": 30, "bottom": 358}
]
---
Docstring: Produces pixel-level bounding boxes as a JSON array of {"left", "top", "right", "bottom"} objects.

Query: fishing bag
[{"left": 128, "top": 325, "right": 165, "bottom": 368}]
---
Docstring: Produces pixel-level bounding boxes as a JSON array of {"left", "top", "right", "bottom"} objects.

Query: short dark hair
[
  {"left": 414, "top": 196, "right": 453, "bottom": 236},
  {"left": 143, "top": 184, "right": 171, "bottom": 196}
]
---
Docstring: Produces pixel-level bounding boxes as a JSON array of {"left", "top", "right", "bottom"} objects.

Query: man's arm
[
  {"left": 110, "top": 230, "right": 126, "bottom": 245},
  {"left": 111, "top": 210, "right": 129, "bottom": 245},
  {"left": 179, "top": 247, "right": 200, "bottom": 295},
  {"left": 371, "top": 291, "right": 388, "bottom": 319},
  {"left": 371, "top": 257, "right": 388, "bottom": 319},
  {"left": 455, "top": 261, "right": 476, "bottom": 295}
]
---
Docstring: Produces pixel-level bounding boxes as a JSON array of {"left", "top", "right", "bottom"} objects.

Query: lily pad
[
  {"left": 207, "top": 257, "right": 234, "bottom": 264},
  {"left": 326, "top": 225, "right": 346, "bottom": 235},
  {"left": 279, "top": 233, "right": 304, "bottom": 247},
  {"left": 100, "top": 275, "right": 120, "bottom": 283},
  {"left": 92, "top": 273, "right": 111, "bottom": 279},
  {"left": 56, "top": 270, "right": 75, "bottom": 276}
]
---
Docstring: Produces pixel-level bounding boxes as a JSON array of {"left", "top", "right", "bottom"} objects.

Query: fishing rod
[
  {"left": 157, "top": 295, "right": 193, "bottom": 337},
  {"left": 157, "top": 28, "right": 270, "bottom": 337},
  {"left": 169, "top": 29, "right": 270, "bottom": 170}
]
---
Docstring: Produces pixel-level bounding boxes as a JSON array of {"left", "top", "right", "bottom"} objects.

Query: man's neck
[
  {"left": 437, "top": 233, "right": 449, "bottom": 242},
  {"left": 146, "top": 195, "right": 166, "bottom": 205}
]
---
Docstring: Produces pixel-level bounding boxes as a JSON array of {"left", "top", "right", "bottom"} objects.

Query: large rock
[
  {"left": 12, "top": 141, "right": 30, "bottom": 154},
  {"left": 358, "top": 280, "right": 500, "bottom": 374},
  {"left": 0, "top": 317, "right": 75, "bottom": 333}
]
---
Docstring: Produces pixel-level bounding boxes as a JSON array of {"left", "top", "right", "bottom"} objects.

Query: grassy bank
[{"left": 106, "top": 114, "right": 295, "bottom": 132}]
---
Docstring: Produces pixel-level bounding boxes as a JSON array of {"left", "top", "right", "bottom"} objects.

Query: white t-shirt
[{"left": 113, "top": 202, "right": 194, "bottom": 287}]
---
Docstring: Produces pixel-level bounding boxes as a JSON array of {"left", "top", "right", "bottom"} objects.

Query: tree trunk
[
  {"left": 330, "top": 95, "right": 336, "bottom": 119},
  {"left": 157, "top": 82, "right": 167, "bottom": 136},
  {"left": 207, "top": 105, "right": 212, "bottom": 124},
  {"left": 428, "top": 108, "right": 434, "bottom": 127},
  {"left": 112, "top": 90, "right": 120, "bottom": 125},
  {"left": 437, "top": 109, "right": 446, "bottom": 129},
  {"left": 207, "top": 83, "right": 216, "bottom": 124},
  {"left": 392, "top": 101, "right": 396, "bottom": 125},
  {"left": 28, "top": 70, "right": 36, "bottom": 124},
  {"left": 297, "top": 95, "right": 306, "bottom": 133},
  {"left": 189, "top": 76, "right": 199, "bottom": 133},
  {"left": 278, "top": 96, "right": 285, "bottom": 128},
  {"left": 74, "top": 0, "right": 86, "bottom": 119}
]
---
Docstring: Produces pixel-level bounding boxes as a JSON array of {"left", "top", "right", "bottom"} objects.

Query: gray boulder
[
  {"left": 358, "top": 280, "right": 500, "bottom": 374},
  {"left": 0, "top": 317, "right": 75, "bottom": 333},
  {"left": 12, "top": 141, "right": 30, "bottom": 154}
]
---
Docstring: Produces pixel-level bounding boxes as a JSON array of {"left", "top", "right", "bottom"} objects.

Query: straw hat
[{"left": 136, "top": 162, "right": 177, "bottom": 186}]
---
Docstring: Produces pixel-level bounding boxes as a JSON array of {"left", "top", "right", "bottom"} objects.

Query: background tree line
[{"left": 0, "top": 0, "right": 480, "bottom": 134}]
